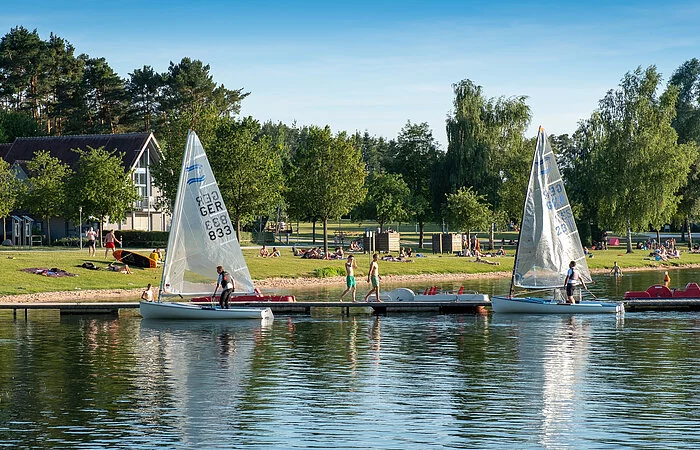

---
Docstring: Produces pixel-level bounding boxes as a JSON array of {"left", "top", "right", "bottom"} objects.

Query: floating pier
[{"left": 2, "top": 298, "right": 699, "bottom": 319}]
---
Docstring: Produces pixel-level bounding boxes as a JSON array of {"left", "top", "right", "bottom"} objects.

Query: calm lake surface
[{"left": 1, "top": 269, "right": 700, "bottom": 449}]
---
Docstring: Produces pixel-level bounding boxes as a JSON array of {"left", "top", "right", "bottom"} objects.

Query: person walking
[
  {"left": 103, "top": 230, "right": 121, "bottom": 258},
  {"left": 564, "top": 260, "right": 587, "bottom": 304},
  {"left": 340, "top": 255, "right": 358, "bottom": 302},
  {"left": 363, "top": 253, "right": 382, "bottom": 302},
  {"left": 216, "top": 265, "right": 234, "bottom": 309},
  {"left": 86, "top": 226, "right": 98, "bottom": 256}
]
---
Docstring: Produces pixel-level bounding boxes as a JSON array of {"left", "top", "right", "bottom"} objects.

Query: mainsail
[
  {"left": 161, "top": 131, "right": 255, "bottom": 296},
  {"left": 512, "top": 127, "right": 591, "bottom": 289}
]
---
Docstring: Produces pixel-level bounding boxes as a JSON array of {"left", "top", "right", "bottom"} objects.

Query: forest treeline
[{"left": 1, "top": 26, "right": 700, "bottom": 253}]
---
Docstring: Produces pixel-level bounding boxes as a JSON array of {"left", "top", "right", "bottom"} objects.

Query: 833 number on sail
[{"left": 197, "top": 191, "right": 233, "bottom": 240}]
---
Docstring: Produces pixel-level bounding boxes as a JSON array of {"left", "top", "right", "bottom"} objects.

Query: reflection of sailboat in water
[
  {"left": 136, "top": 319, "right": 272, "bottom": 436},
  {"left": 499, "top": 315, "right": 591, "bottom": 446}
]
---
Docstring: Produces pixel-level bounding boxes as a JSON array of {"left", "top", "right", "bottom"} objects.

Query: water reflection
[{"left": 1, "top": 308, "right": 700, "bottom": 448}]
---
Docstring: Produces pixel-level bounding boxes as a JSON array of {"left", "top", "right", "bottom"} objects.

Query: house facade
[{"left": 1, "top": 132, "right": 170, "bottom": 242}]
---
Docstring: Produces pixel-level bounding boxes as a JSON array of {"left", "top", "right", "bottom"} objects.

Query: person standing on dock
[
  {"left": 364, "top": 253, "right": 383, "bottom": 302},
  {"left": 340, "top": 255, "right": 358, "bottom": 302},
  {"left": 663, "top": 271, "right": 671, "bottom": 288},
  {"left": 216, "top": 265, "right": 234, "bottom": 309}
]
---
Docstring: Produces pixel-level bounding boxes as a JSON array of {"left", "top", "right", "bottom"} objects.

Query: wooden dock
[
  {"left": 1, "top": 298, "right": 699, "bottom": 318},
  {"left": 0, "top": 300, "right": 489, "bottom": 318}
]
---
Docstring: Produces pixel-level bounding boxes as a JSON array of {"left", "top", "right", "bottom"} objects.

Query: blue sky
[{"left": 3, "top": 1, "right": 700, "bottom": 148}]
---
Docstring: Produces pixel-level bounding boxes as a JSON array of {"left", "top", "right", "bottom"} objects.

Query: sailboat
[
  {"left": 139, "top": 131, "right": 273, "bottom": 320},
  {"left": 491, "top": 127, "right": 623, "bottom": 314}
]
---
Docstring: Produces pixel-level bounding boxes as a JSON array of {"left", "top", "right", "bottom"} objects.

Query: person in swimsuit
[
  {"left": 339, "top": 255, "right": 358, "bottom": 302},
  {"left": 86, "top": 226, "right": 98, "bottom": 256},
  {"left": 364, "top": 253, "right": 383, "bottom": 302},
  {"left": 103, "top": 230, "right": 121, "bottom": 258}
]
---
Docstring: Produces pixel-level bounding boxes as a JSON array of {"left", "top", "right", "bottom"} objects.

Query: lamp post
[{"left": 79, "top": 207, "right": 82, "bottom": 250}]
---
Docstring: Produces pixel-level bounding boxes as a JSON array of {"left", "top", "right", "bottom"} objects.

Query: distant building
[{"left": 1, "top": 132, "right": 170, "bottom": 242}]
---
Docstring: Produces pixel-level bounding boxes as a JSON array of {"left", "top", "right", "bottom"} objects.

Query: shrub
[
  {"left": 116, "top": 231, "right": 169, "bottom": 248},
  {"left": 314, "top": 266, "right": 345, "bottom": 278}
]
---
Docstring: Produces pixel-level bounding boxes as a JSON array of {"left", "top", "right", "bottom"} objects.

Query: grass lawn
[{"left": 1, "top": 244, "right": 699, "bottom": 296}]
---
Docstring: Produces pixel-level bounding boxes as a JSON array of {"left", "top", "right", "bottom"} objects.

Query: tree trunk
[
  {"left": 656, "top": 229, "right": 661, "bottom": 247},
  {"left": 687, "top": 215, "right": 694, "bottom": 250},
  {"left": 322, "top": 217, "right": 328, "bottom": 255},
  {"left": 489, "top": 222, "right": 495, "bottom": 250},
  {"left": 235, "top": 218, "right": 241, "bottom": 243},
  {"left": 312, "top": 220, "right": 316, "bottom": 245},
  {"left": 45, "top": 216, "right": 51, "bottom": 246},
  {"left": 626, "top": 217, "right": 633, "bottom": 253},
  {"left": 418, "top": 221, "right": 425, "bottom": 248}
]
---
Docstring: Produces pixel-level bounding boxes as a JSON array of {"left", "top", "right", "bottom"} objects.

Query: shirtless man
[
  {"left": 339, "top": 255, "right": 358, "bottom": 302},
  {"left": 86, "top": 226, "right": 98, "bottom": 256},
  {"left": 103, "top": 230, "right": 121, "bottom": 258},
  {"left": 364, "top": 253, "right": 383, "bottom": 302}
]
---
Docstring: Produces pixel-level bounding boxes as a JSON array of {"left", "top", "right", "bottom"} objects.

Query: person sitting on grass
[
  {"left": 270, "top": 247, "right": 281, "bottom": 257},
  {"left": 259, "top": 245, "right": 269, "bottom": 257}
]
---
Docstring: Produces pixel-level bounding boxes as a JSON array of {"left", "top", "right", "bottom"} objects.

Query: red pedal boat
[{"left": 623, "top": 282, "right": 700, "bottom": 300}]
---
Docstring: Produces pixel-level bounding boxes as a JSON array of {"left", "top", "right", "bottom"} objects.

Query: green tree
[
  {"left": 0, "top": 158, "right": 22, "bottom": 242},
  {"left": 443, "top": 79, "right": 530, "bottom": 247},
  {"left": 669, "top": 59, "right": 700, "bottom": 247},
  {"left": 595, "top": 66, "right": 697, "bottom": 252},
  {"left": 357, "top": 172, "right": 410, "bottom": 233},
  {"left": 208, "top": 117, "right": 284, "bottom": 241},
  {"left": 79, "top": 56, "right": 127, "bottom": 134},
  {"left": 353, "top": 131, "right": 390, "bottom": 173},
  {"left": 125, "top": 65, "right": 163, "bottom": 132},
  {"left": 22, "top": 150, "right": 71, "bottom": 244},
  {"left": 387, "top": 121, "right": 441, "bottom": 248},
  {"left": 0, "top": 26, "right": 45, "bottom": 116},
  {"left": 0, "top": 110, "right": 42, "bottom": 143},
  {"left": 288, "top": 126, "right": 367, "bottom": 254},
  {"left": 67, "top": 146, "right": 140, "bottom": 241},
  {"left": 160, "top": 57, "right": 248, "bottom": 129},
  {"left": 445, "top": 186, "right": 493, "bottom": 236}
]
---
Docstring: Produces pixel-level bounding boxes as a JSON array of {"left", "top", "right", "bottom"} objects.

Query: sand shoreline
[{"left": 1, "top": 264, "right": 694, "bottom": 304}]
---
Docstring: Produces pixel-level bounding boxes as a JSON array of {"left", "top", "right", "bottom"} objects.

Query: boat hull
[
  {"left": 491, "top": 296, "right": 623, "bottom": 314},
  {"left": 385, "top": 288, "right": 490, "bottom": 303},
  {"left": 139, "top": 301, "right": 273, "bottom": 320}
]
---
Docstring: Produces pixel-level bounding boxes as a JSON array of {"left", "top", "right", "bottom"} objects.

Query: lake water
[{"left": 1, "top": 269, "right": 700, "bottom": 448}]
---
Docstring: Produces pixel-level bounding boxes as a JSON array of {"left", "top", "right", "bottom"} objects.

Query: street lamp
[{"left": 79, "top": 207, "right": 82, "bottom": 250}]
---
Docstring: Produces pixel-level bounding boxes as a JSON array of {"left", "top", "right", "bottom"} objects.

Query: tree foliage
[
  {"left": 443, "top": 79, "right": 530, "bottom": 210},
  {"left": 287, "top": 126, "right": 366, "bottom": 253},
  {"left": 0, "top": 158, "right": 21, "bottom": 222},
  {"left": 23, "top": 150, "right": 71, "bottom": 243},
  {"left": 357, "top": 172, "right": 410, "bottom": 232},
  {"left": 594, "top": 66, "right": 697, "bottom": 252},
  {"left": 208, "top": 116, "right": 284, "bottom": 240},
  {"left": 445, "top": 186, "right": 493, "bottom": 233},
  {"left": 67, "top": 146, "right": 140, "bottom": 238}
]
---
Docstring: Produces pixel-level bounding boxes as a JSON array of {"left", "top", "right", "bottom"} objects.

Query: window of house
[{"left": 134, "top": 149, "right": 150, "bottom": 208}]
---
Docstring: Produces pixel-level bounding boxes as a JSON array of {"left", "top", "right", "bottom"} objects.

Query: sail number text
[{"left": 196, "top": 191, "right": 233, "bottom": 240}]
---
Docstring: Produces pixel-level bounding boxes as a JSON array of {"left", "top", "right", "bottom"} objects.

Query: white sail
[
  {"left": 512, "top": 128, "right": 591, "bottom": 289},
  {"left": 161, "top": 131, "right": 255, "bottom": 296}
]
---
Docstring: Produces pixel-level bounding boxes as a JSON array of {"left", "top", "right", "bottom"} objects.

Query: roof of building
[{"left": 1, "top": 132, "right": 161, "bottom": 170}]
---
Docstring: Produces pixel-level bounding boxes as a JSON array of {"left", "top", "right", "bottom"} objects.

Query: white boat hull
[
  {"left": 139, "top": 301, "right": 273, "bottom": 320},
  {"left": 491, "top": 296, "right": 623, "bottom": 314},
  {"left": 385, "top": 288, "right": 489, "bottom": 303}
]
